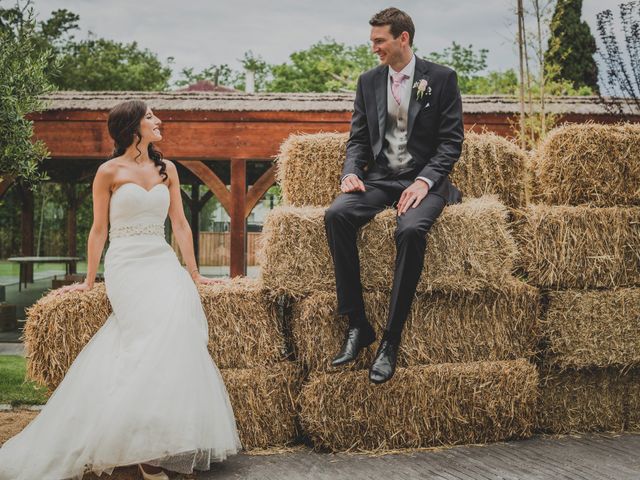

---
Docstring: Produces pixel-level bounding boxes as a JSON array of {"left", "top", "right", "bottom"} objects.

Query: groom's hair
[{"left": 369, "top": 7, "right": 415, "bottom": 46}]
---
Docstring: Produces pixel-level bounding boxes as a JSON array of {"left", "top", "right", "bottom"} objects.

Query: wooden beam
[
  {"left": 178, "top": 161, "right": 232, "bottom": 214},
  {"left": 190, "top": 183, "right": 200, "bottom": 264},
  {"left": 0, "top": 175, "right": 15, "bottom": 199},
  {"left": 198, "top": 190, "right": 214, "bottom": 210},
  {"left": 17, "top": 184, "right": 35, "bottom": 283},
  {"left": 245, "top": 164, "right": 277, "bottom": 218},
  {"left": 230, "top": 158, "right": 246, "bottom": 278}
]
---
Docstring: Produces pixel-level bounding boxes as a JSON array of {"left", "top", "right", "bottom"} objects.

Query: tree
[
  {"left": 268, "top": 38, "right": 377, "bottom": 92},
  {"left": 596, "top": 2, "right": 640, "bottom": 113},
  {"left": 55, "top": 36, "right": 173, "bottom": 91},
  {"left": 545, "top": 0, "right": 599, "bottom": 91},
  {"left": 0, "top": 2, "right": 51, "bottom": 183},
  {"left": 1, "top": 1, "right": 172, "bottom": 91}
]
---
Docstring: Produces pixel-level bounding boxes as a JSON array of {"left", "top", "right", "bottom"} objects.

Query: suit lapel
[
  {"left": 407, "top": 57, "right": 430, "bottom": 140},
  {"left": 374, "top": 66, "right": 388, "bottom": 144}
]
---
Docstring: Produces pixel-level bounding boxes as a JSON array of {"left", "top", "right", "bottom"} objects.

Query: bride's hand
[
  {"left": 53, "top": 281, "right": 93, "bottom": 296},
  {"left": 191, "top": 272, "right": 226, "bottom": 285}
]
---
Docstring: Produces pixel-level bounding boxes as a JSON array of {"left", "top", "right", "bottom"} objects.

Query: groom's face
[{"left": 370, "top": 25, "right": 408, "bottom": 66}]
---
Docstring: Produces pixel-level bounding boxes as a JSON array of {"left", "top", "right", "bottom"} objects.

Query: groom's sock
[
  {"left": 382, "top": 329, "right": 401, "bottom": 345},
  {"left": 348, "top": 311, "right": 370, "bottom": 329}
]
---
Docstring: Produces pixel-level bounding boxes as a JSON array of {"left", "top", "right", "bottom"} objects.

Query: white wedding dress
[{"left": 0, "top": 182, "right": 241, "bottom": 480}]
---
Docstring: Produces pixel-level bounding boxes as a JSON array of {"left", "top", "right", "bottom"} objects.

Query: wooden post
[
  {"left": 65, "top": 184, "right": 78, "bottom": 272},
  {"left": 17, "top": 183, "right": 35, "bottom": 283},
  {"left": 230, "top": 158, "right": 247, "bottom": 277},
  {"left": 190, "top": 182, "right": 200, "bottom": 265}
]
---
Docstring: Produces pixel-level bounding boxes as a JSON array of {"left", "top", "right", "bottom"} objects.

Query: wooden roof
[{"left": 38, "top": 91, "right": 640, "bottom": 116}]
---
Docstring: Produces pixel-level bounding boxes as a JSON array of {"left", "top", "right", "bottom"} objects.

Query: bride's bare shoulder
[{"left": 95, "top": 159, "right": 120, "bottom": 184}]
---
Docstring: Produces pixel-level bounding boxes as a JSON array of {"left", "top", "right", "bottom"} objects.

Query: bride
[{"left": 0, "top": 100, "right": 241, "bottom": 479}]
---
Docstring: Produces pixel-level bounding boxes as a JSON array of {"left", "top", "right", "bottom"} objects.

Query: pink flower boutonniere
[{"left": 413, "top": 79, "right": 432, "bottom": 100}]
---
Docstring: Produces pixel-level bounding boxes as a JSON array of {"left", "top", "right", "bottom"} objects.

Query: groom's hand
[
  {"left": 341, "top": 175, "right": 366, "bottom": 193},
  {"left": 397, "top": 180, "right": 430, "bottom": 216}
]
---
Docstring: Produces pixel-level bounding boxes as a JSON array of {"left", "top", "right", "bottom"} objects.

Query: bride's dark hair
[{"left": 107, "top": 100, "right": 167, "bottom": 181}]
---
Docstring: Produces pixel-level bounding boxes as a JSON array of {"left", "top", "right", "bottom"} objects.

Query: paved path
[{"left": 190, "top": 433, "right": 640, "bottom": 480}]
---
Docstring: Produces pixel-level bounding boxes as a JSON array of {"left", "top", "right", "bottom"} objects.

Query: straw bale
[
  {"left": 543, "top": 288, "right": 640, "bottom": 369},
  {"left": 537, "top": 367, "right": 640, "bottom": 433},
  {"left": 451, "top": 131, "right": 528, "bottom": 207},
  {"left": 291, "top": 280, "right": 540, "bottom": 371},
  {"left": 221, "top": 363, "right": 302, "bottom": 449},
  {"left": 277, "top": 132, "right": 346, "bottom": 207},
  {"left": 260, "top": 196, "right": 517, "bottom": 297},
  {"left": 24, "top": 283, "right": 112, "bottom": 390},
  {"left": 298, "top": 359, "right": 538, "bottom": 452},
  {"left": 628, "top": 376, "right": 640, "bottom": 431},
  {"left": 25, "top": 280, "right": 286, "bottom": 390},
  {"left": 277, "top": 131, "right": 529, "bottom": 208},
  {"left": 532, "top": 123, "right": 640, "bottom": 206},
  {"left": 516, "top": 204, "right": 640, "bottom": 289},
  {"left": 197, "top": 278, "right": 287, "bottom": 368}
]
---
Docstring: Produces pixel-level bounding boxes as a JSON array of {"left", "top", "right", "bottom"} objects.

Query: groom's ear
[{"left": 399, "top": 31, "right": 411, "bottom": 47}]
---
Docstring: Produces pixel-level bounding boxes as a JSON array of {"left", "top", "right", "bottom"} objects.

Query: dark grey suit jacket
[{"left": 342, "top": 56, "right": 464, "bottom": 200}]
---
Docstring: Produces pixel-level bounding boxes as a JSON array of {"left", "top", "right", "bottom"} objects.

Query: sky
[{"left": 30, "top": 0, "right": 620, "bottom": 83}]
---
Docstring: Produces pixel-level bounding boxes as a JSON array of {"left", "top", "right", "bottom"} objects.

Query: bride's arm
[
  {"left": 165, "top": 161, "right": 220, "bottom": 285},
  {"left": 55, "top": 164, "right": 112, "bottom": 294}
]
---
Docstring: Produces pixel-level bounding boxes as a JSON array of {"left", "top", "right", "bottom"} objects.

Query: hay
[
  {"left": 451, "top": 131, "right": 529, "bottom": 208},
  {"left": 24, "top": 283, "right": 112, "bottom": 390},
  {"left": 516, "top": 204, "right": 640, "bottom": 289},
  {"left": 277, "top": 132, "right": 346, "bottom": 207},
  {"left": 260, "top": 196, "right": 517, "bottom": 297},
  {"left": 277, "top": 131, "right": 529, "bottom": 208},
  {"left": 537, "top": 367, "right": 640, "bottom": 434},
  {"left": 25, "top": 280, "right": 287, "bottom": 390},
  {"left": 543, "top": 288, "right": 640, "bottom": 370},
  {"left": 298, "top": 359, "right": 538, "bottom": 452},
  {"left": 291, "top": 280, "right": 540, "bottom": 371},
  {"left": 198, "top": 278, "right": 287, "bottom": 368},
  {"left": 532, "top": 123, "right": 640, "bottom": 207},
  {"left": 221, "top": 363, "right": 302, "bottom": 449}
]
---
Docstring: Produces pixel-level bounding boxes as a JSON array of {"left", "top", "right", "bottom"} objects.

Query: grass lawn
[
  {"left": 0, "top": 356, "right": 49, "bottom": 406},
  {"left": 0, "top": 261, "right": 102, "bottom": 277}
]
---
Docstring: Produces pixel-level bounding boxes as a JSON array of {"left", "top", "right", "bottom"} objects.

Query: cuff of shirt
[
  {"left": 416, "top": 176, "right": 434, "bottom": 189},
  {"left": 341, "top": 173, "right": 360, "bottom": 183}
]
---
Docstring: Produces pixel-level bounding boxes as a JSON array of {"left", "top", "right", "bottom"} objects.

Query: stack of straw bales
[
  {"left": 519, "top": 124, "right": 640, "bottom": 434},
  {"left": 265, "top": 131, "right": 540, "bottom": 451},
  {"left": 24, "top": 278, "right": 300, "bottom": 449},
  {"left": 277, "top": 131, "right": 529, "bottom": 208}
]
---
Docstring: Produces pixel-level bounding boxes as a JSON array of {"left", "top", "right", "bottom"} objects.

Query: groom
[{"left": 324, "top": 7, "right": 464, "bottom": 384}]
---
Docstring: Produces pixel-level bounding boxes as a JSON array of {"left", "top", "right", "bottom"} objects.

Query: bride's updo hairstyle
[{"left": 107, "top": 100, "right": 167, "bottom": 181}]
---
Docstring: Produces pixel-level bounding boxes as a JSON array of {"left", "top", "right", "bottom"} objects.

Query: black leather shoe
[
  {"left": 330, "top": 325, "right": 376, "bottom": 367},
  {"left": 369, "top": 340, "right": 399, "bottom": 384}
]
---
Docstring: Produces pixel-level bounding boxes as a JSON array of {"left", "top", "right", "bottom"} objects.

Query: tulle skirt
[{"left": 0, "top": 234, "right": 241, "bottom": 480}]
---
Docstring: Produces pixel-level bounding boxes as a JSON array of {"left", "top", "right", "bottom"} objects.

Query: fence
[{"left": 171, "top": 232, "right": 262, "bottom": 266}]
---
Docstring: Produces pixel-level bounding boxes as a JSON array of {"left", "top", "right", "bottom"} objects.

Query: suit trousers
[{"left": 324, "top": 177, "right": 448, "bottom": 338}]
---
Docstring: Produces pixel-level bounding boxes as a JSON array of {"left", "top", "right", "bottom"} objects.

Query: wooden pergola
[{"left": 3, "top": 92, "right": 637, "bottom": 278}]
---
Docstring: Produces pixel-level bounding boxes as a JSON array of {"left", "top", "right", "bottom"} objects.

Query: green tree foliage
[
  {"left": 0, "top": 3, "right": 51, "bottom": 183},
  {"left": 55, "top": 36, "right": 173, "bottom": 91},
  {"left": 1, "top": 1, "right": 172, "bottom": 91},
  {"left": 424, "top": 42, "right": 519, "bottom": 95},
  {"left": 545, "top": 0, "right": 599, "bottom": 91},
  {"left": 267, "top": 38, "right": 377, "bottom": 92}
]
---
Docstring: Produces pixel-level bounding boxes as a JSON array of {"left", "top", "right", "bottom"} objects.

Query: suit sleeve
[
  {"left": 417, "top": 70, "right": 464, "bottom": 187},
  {"left": 343, "top": 75, "right": 373, "bottom": 180}
]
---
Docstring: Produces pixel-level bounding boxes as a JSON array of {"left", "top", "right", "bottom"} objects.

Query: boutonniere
[{"left": 413, "top": 78, "right": 432, "bottom": 100}]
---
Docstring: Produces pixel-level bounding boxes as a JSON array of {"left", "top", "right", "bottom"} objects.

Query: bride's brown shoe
[{"left": 138, "top": 464, "right": 169, "bottom": 480}]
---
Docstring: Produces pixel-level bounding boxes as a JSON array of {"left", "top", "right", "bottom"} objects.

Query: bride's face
[{"left": 138, "top": 107, "right": 162, "bottom": 142}]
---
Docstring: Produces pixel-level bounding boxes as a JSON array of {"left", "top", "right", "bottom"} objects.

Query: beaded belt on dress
[{"left": 109, "top": 223, "right": 164, "bottom": 240}]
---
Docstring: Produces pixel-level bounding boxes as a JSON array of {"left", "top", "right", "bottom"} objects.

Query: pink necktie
[{"left": 391, "top": 72, "right": 408, "bottom": 105}]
